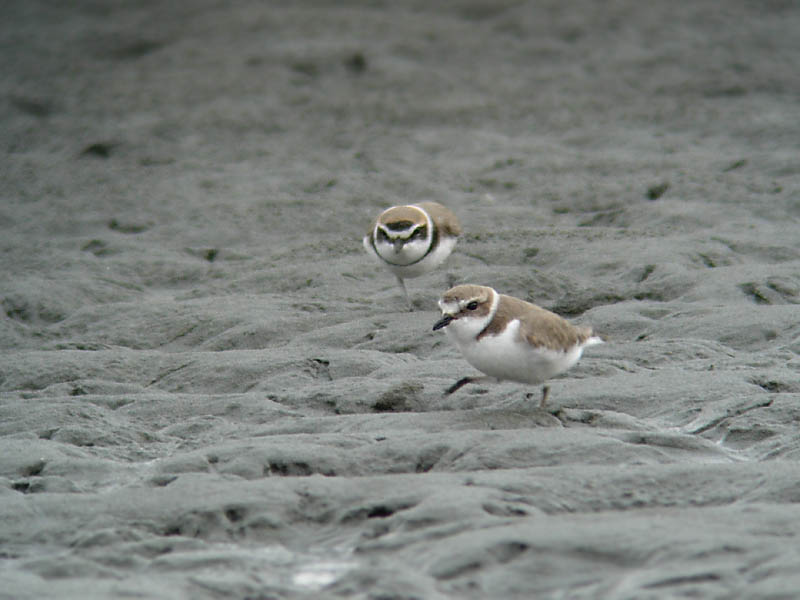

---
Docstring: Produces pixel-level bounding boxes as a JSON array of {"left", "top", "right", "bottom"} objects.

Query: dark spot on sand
[
  {"left": 415, "top": 445, "right": 448, "bottom": 473},
  {"left": 644, "top": 572, "right": 721, "bottom": 589},
  {"left": 305, "top": 358, "right": 332, "bottom": 381},
  {"left": 766, "top": 277, "right": 799, "bottom": 300},
  {"left": 20, "top": 460, "right": 45, "bottom": 477},
  {"left": 705, "top": 85, "right": 747, "bottom": 98},
  {"left": 10, "top": 95, "right": 52, "bottom": 118},
  {"left": 523, "top": 247, "right": 539, "bottom": 260},
  {"left": 697, "top": 253, "right": 716, "bottom": 268},
  {"left": 151, "top": 475, "right": 178, "bottom": 487},
  {"left": 560, "top": 27, "right": 584, "bottom": 44},
  {"left": 81, "top": 142, "right": 114, "bottom": 158},
  {"left": 723, "top": 159, "right": 748, "bottom": 172},
  {"left": 633, "top": 290, "right": 670, "bottom": 302},
  {"left": 739, "top": 282, "right": 771, "bottom": 304},
  {"left": 138, "top": 155, "right": 175, "bottom": 167},
  {"left": 342, "top": 500, "right": 416, "bottom": 523},
  {"left": 290, "top": 60, "right": 319, "bottom": 77},
  {"left": 224, "top": 507, "right": 247, "bottom": 523},
  {"left": 268, "top": 461, "right": 313, "bottom": 476},
  {"left": 638, "top": 264, "right": 656, "bottom": 282},
  {"left": 492, "top": 157, "right": 518, "bottom": 169},
  {"left": 366, "top": 505, "right": 395, "bottom": 518},
  {"left": 345, "top": 51, "right": 367, "bottom": 73},
  {"left": 81, "top": 239, "right": 113, "bottom": 256},
  {"left": 750, "top": 378, "right": 793, "bottom": 393},
  {"left": 435, "top": 559, "right": 483, "bottom": 580},
  {"left": 646, "top": 182, "right": 670, "bottom": 200},
  {"left": 373, "top": 382, "right": 423, "bottom": 412},
  {"left": 415, "top": 460, "right": 435, "bottom": 473},
  {"left": 108, "top": 218, "right": 149, "bottom": 234},
  {"left": 2, "top": 297, "right": 30, "bottom": 322},
  {"left": 482, "top": 503, "right": 529, "bottom": 517},
  {"left": 12, "top": 481, "right": 32, "bottom": 494},
  {"left": 490, "top": 541, "right": 529, "bottom": 563},
  {"left": 109, "top": 39, "right": 163, "bottom": 60}
]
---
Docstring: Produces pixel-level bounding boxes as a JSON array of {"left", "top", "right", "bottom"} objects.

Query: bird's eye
[
  {"left": 466, "top": 301, "right": 479, "bottom": 311},
  {"left": 377, "top": 230, "right": 389, "bottom": 242},
  {"left": 411, "top": 226, "right": 426, "bottom": 240}
]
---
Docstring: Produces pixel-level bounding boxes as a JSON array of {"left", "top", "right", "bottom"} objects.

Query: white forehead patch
[{"left": 438, "top": 299, "right": 461, "bottom": 315}]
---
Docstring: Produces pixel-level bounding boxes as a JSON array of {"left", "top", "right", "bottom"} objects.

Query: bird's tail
[{"left": 583, "top": 332, "right": 605, "bottom": 347}]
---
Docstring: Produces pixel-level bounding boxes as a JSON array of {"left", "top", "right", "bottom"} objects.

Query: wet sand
[{"left": 2, "top": 1, "right": 800, "bottom": 598}]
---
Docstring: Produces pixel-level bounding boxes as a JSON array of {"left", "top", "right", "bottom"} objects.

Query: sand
[{"left": 2, "top": 0, "right": 800, "bottom": 598}]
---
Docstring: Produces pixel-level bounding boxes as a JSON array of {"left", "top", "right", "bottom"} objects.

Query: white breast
[
  {"left": 450, "top": 319, "right": 586, "bottom": 385},
  {"left": 364, "top": 231, "right": 457, "bottom": 279}
]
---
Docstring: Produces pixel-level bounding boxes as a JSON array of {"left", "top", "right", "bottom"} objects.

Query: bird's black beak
[
  {"left": 393, "top": 239, "right": 405, "bottom": 253},
  {"left": 432, "top": 315, "right": 454, "bottom": 331}
]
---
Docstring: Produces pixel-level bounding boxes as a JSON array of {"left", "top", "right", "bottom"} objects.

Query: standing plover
[
  {"left": 364, "top": 202, "right": 461, "bottom": 309},
  {"left": 433, "top": 284, "right": 602, "bottom": 406}
]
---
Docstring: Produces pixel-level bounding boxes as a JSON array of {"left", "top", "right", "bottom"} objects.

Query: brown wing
[
  {"left": 415, "top": 202, "right": 462, "bottom": 236},
  {"left": 500, "top": 295, "right": 593, "bottom": 351}
]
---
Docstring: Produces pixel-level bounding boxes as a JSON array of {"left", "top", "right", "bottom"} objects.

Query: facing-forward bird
[
  {"left": 433, "top": 284, "right": 603, "bottom": 406},
  {"left": 364, "top": 202, "right": 461, "bottom": 310}
]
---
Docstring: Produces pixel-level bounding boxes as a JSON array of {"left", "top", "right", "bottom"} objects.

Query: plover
[
  {"left": 432, "top": 284, "right": 603, "bottom": 406},
  {"left": 364, "top": 202, "right": 461, "bottom": 309}
]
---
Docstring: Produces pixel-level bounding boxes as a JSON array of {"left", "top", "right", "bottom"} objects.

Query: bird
[
  {"left": 363, "top": 201, "right": 461, "bottom": 310},
  {"left": 432, "top": 284, "right": 603, "bottom": 407}
]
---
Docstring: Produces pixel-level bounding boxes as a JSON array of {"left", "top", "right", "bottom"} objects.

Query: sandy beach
[{"left": 2, "top": 1, "right": 800, "bottom": 598}]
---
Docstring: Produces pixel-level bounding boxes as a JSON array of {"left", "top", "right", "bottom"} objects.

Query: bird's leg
[
  {"left": 395, "top": 275, "right": 413, "bottom": 311},
  {"left": 540, "top": 385, "right": 550, "bottom": 408},
  {"left": 444, "top": 376, "right": 494, "bottom": 396},
  {"left": 445, "top": 377, "right": 473, "bottom": 395}
]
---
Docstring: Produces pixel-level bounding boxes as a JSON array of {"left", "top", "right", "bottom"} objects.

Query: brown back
[
  {"left": 479, "top": 294, "right": 594, "bottom": 351},
  {"left": 415, "top": 202, "right": 462, "bottom": 236}
]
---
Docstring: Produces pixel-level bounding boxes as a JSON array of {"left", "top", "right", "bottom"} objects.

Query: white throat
[{"left": 442, "top": 288, "right": 499, "bottom": 346}]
